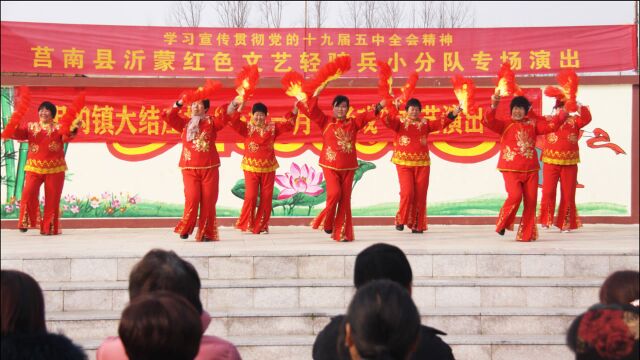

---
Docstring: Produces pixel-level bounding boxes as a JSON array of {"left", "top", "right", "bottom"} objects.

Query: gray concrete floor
[{"left": 2, "top": 224, "right": 638, "bottom": 259}]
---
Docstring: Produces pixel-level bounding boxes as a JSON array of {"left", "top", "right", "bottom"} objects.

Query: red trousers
[
  {"left": 311, "top": 168, "right": 355, "bottom": 241},
  {"left": 235, "top": 170, "right": 275, "bottom": 234},
  {"left": 496, "top": 171, "right": 539, "bottom": 242},
  {"left": 395, "top": 165, "right": 430, "bottom": 231},
  {"left": 539, "top": 163, "right": 581, "bottom": 230},
  {"left": 19, "top": 171, "right": 64, "bottom": 235},
  {"left": 175, "top": 167, "right": 219, "bottom": 241}
]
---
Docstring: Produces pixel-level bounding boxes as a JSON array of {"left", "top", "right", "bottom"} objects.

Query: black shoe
[
  {"left": 395, "top": 224, "right": 404, "bottom": 231},
  {"left": 411, "top": 230, "right": 423, "bottom": 234},
  {"left": 324, "top": 229, "right": 333, "bottom": 234},
  {"left": 19, "top": 228, "right": 28, "bottom": 233},
  {"left": 498, "top": 229, "right": 506, "bottom": 236},
  {"left": 202, "top": 237, "right": 214, "bottom": 242},
  {"left": 179, "top": 234, "right": 189, "bottom": 239}
]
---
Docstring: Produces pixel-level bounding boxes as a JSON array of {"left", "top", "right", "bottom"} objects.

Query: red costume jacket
[
  {"left": 13, "top": 121, "right": 72, "bottom": 174},
  {"left": 541, "top": 106, "right": 592, "bottom": 165},
  {"left": 381, "top": 107, "right": 456, "bottom": 166},
  {"left": 228, "top": 112, "right": 297, "bottom": 173},
  {"left": 165, "top": 106, "right": 235, "bottom": 169},
  {"left": 484, "top": 109, "right": 566, "bottom": 172},
  {"left": 305, "top": 97, "right": 377, "bottom": 170}
]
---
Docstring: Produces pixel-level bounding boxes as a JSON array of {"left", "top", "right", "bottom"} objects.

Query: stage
[{"left": 1, "top": 224, "right": 638, "bottom": 360}]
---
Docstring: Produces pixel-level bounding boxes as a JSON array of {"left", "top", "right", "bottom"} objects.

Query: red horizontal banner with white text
[
  {"left": 15, "top": 86, "right": 541, "bottom": 163},
  {"left": 1, "top": 21, "right": 636, "bottom": 77}
]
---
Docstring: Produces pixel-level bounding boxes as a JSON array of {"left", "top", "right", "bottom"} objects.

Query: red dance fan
[
  {"left": 451, "top": 75, "right": 477, "bottom": 115},
  {"left": 302, "top": 55, "right": 351, "bottom": 99},
  {"left": 234, "top": 65, "right": 260, "bottom": 103},
  {"left": 1, "top": 86, "right": 31, "bottom": 140}
]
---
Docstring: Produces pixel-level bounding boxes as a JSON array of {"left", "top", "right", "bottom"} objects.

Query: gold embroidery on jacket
[
  {"left": 546, "top": 133, "right": 558, "bottom": 144},
  {"left": 516, "top": 129, "right": 535, "bottom": 159},
  {"left": 502, "top": 146, "right": 516, "bottom": 161},
  {"left": 248, "top": 141, "right": 259, "bottom": 153},
  {"left": 334, "top": 127, "right": 353, "bottom": 153},
  {"left": 398, "top": 136, "right": 410, "bottom": 146},
  {"left": 182, "top": 148, "right": 191, "bottom": 161},
  {"left": 30, "top": 144, "right": 39, "bottom": 153},
  {"left": 192, "top": 132, "right": 210, "bottom": 152},
  {"left": 325, "top": 146, "right": 337, "bottom": 162},
  {"left": 567, "top": 133, "right": 578, "bottom": 144},
  {"left": 48, "top": 141, "right": 61, "bottom": 152}
]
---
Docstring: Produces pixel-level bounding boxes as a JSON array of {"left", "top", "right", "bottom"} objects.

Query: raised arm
[
  {"left": 429, "top": 106, "right": 461, "bottom": 133},
  {"left": 275, "top": 102, "right": 299, "bottom": 136},
  {"left": 574, "top": 104, "right": 592, "bottom": 129},
  {"left": 303, "top": 96, "right": 329, "bottom": 130},
  {"left": 353, "top": 102, "right": 380, "bottom": 130},
  {"left": 534, "top": 109, "right": 568, "bottom": 135},
  {"left": 163, "top": 100, "right": 188, "bottom": 132},
  {"left": 482, "top": 94, "right": 507, "bottom": 134},
  {"left": 225, "top": 101, "right": 248, "bottom": 137}
]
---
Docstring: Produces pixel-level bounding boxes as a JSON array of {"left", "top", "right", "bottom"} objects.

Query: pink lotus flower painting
[{"left": 275, "top": 163, "right": 324, "bottom": 200}]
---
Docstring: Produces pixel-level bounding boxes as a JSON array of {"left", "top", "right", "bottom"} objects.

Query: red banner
[
  {"left": 1, "top": 21, "right": 636, "bottom": 77},
  {"left": 18, "top": 86, "right": 541, "bottom": 163}
]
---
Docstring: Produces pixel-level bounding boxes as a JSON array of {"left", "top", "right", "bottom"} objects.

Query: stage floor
[{"left": 2, "top": 224, "right": 638, "bottom": 259}]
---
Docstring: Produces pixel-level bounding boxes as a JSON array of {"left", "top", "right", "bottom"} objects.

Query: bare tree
[
  {"left": 259, "top": 1, "right": 284, "bottom": 28},
  {"left": 444, "top": 1, "right": 474, "bottom": 28},
  {"left": 216, "top": 1, "right": 251, "bottom": 27},
  {"left": 311, "top": 1, "right": 327, "bottom": 28},
  {"left": 167, "top": 1, "right": 205, "bottom": 27},
  {"left": 361, "top": 2, "right": 379, "bottom": 28},
  {"left": 342, "top": 1, "right": 362, "bottom": 28},
  {"left": 379, "top": 1, "right": 404, "bottom": 29},
  {"left": 418, "top": 1, "right": 437, "bottom": 28}
]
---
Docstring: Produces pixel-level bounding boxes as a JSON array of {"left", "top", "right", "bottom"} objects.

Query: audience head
[
  {"left": 1, "top": 270, "right": 46, "bottom": 335},
  {"left": 345, "top": 279, "right": 421, "bottom": 360},
  {"left": 599, "top": 271, "right": 640, "bottom": 306},
  {"left": 566, "top": 303, "right": 639, "bottom": 360},
  {"left": 118, "top": 291, "right": 202, "bottom": 360},
  {"left": 353, "top": 243, "right": 413, "bottom": 291},
  {"left": 128, "top": 249, "right": 203, "bottom": 314}
]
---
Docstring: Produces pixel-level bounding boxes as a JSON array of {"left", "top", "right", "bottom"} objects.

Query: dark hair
[
  {"left": 566, "top": 303, "right": 639, "bottom": 360},
  {"left": 599, "top": 270, "right": 639, "bottom": 305},
  {"left": 405, "top": 98, "right": 422, "bottom": 111},
  {"left": 510, "top": 96, "right": 531, "bottom": 114},
  {"left": 354, "top": 243, "right": 413, "bottom": 289},
  {"left": 1, "top": 270, "right": 47, "bottom": 335},
  {"left": 332, "top": 95, "right": 349, "bottom": 109},
  {"left": 119, "top": 291, "right": 202, "bottom": 360},
  {"left": 38, "top": 101, "right": 57, "bottom": 118},
  {"left": 345, "top": 279, "right": 420, "bottom": 360},
  {"left": 201, "top": 99, "right": 210, "bottom": 111},
  {"left": 128, "top": 249, "right": 203, "bottom": 313},
  {"left": 252, "top": 102, "right": 268, "bottom": 115}
]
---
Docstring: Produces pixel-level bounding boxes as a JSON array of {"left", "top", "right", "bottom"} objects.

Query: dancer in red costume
[
  {"left": 379, "top": 98, "right": 461, "bottom": 234},
  {"left": 163, "top": 97, "right": 240, "bottom": 242},
  {"left": 483, "top": 94, "right": 567, "bottom": 242},
  {"left": 228, "top": 102, "right": 299, "bottom": 234},
  {"left": 303, "top": 95, "right": 381, "bottom": 242},
  {"left": 2, "top": 101, "right": 78, "bottom": 235},
  {"left": 539, "top": 101, "right": 591, "bottom": 232}
]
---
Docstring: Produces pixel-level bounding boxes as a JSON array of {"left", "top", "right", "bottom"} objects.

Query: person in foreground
[
  {"left": 313, "top": 243, "right": 454, "bottom": 360},
  {"left": 566, "top": 303, "right": 638, "bottom": 360},
  {"left": 118, "top": 291, "right": 202, "bottom": 360},
  {"left": 345, "top": 279, "right": 421, "bottom": 360},
  {"left": 1, "top": 270, "right": 86, "bottom": 360},
  {"left": 97, "top": 249, "right": 241, "bottom": 360}
]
